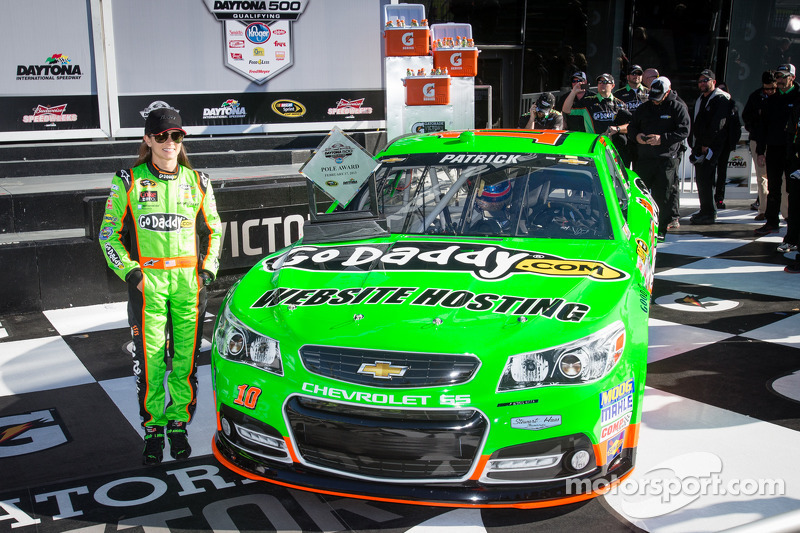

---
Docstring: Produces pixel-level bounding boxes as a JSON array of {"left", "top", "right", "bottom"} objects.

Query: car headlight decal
[
  {"left": 498, "top": 321, "right": 625, "bottom": 391},
  {"left": 215, "top": 302, "right": 283, "bottom": 376}
]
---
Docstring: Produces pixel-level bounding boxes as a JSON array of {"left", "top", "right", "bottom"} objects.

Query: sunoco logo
[
  {"left": 138, "top": 213, "right": 189, "bottom": 232},
  {"left": 246, "top": 22, "right": 271, "bottom": 43},
  {"left": 271, "top": 99, "right": 306, "bottom": 117}
]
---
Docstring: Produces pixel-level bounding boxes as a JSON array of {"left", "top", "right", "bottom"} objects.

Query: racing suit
[{"left": 99, "top": 161, "right": 221, "bottom": 428}]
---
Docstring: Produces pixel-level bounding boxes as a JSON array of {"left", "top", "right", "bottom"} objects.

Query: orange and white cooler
[
  {"left": 403, "top": 76, "right": 451, "bottom": 106},
  {"left": 384, "top": 4, "right": 430, "bottom": 57},
  {"left": 431, "top": 23, "right": 479, "bottom": 77}
]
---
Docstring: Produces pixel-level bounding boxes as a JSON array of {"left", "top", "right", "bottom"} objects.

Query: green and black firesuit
[{"left": 99, "top": 161, "right": 221, "bottom": 428}]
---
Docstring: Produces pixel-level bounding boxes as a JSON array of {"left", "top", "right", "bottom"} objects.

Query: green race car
[{"left": 210, "top": 129, "right": 657, "bottom": 508}]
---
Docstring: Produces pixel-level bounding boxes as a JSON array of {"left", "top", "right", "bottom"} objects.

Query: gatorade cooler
[
  {"left": 432, "top": 23, "right": 479, "bottom": 77},
  {"left": 384, "top": 4, "right": 430, "bottom": 56},
  {"left": 403, "top": 76, "right": 451, "bottom": 106}
]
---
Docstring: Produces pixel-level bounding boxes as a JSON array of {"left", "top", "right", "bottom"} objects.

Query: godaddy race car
[{"left": 211, "top": 129, "right": 657, "bottom": 508}]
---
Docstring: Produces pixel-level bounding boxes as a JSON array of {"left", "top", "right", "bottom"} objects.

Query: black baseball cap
[
  {"left": 596, "top": 73, "right": 615, "bottom": 84},
  {"left": 628, "top": 64, "right": 643, "bottom": 75},
  {"left": 536, "top": 92, "right": 556, "bottom": 110},
  {"left": 648, "top": 77, "right": 671, "bottom": 102},
  {"left": 145, "top": 108, "right": 186, "bottom": 136},
  {"left": 699, "top": 69, "right": 716, "bottom": 80}
]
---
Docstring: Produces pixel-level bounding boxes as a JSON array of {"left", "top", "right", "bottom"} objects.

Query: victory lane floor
[{"left": 1, "top": 205, "right": 799, "bottom": 533}]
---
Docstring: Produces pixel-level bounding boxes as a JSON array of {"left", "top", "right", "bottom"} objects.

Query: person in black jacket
[
  {"left": 713, "top": 82, "right": 742, "bottom": 209},
  {"left": 784, "top": 100, "right": 800, "bottom": 270},
  {"left": 556, "top": 71, "right": 596, "bottom": 132},
  {"left": 742, "top": 71, "right": 777, "bottom": 220},
  {"left": 563, "top": 73, "right": 632, "bottom": 156},
  {"left": 519, "top": 92, "right": 564, "bottom": 129},
  {"left": 614, "top": 64, "right": 649, "bottom": 168},
  {"left": 755, "top": 64, "right": 800, "bottom": 237},
  {"left": 628, "top": 77, "right": 691, "bottom": 240},
  {"left": 689, "top": 69, "right": 732, "bottom": 225}
]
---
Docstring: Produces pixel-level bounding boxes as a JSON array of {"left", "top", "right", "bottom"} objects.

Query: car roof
[{"left": 380, "top": 129, "right": 603, "bottom": 158}]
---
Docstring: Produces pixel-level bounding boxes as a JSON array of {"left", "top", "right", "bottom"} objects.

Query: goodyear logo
[
  {"left": 271, "top": 99, "right": 306, "bottom": 117},
  {"left": 516, "top": 259, "right": 626, "bottom": 280}
]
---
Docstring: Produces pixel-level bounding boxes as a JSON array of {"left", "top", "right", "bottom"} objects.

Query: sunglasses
[
  {"left": 698, "top": 78, "right": 712, "bottom": 83},
  {"left": 777, "top": 73, "right": 792, "bottom": 78},
  {"left": 150, "top": 131, "right": 184, "bottom": 143},
  {"left": 572, "top": 79, "right": 585, "bottom": 84},
  {"left": 763, "top": 86, "right": 777, "bottom": 92},
  {"left": 597, "top": 80, "right": 613, "bottom": 84}
]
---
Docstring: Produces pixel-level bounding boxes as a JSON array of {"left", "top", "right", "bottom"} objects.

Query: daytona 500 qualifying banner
[
  {"left": 0, "top": 0, "right": 389, "bottom": 141},
  {"left": 108, "top": 0, "right": 388, "bottom": 137}
]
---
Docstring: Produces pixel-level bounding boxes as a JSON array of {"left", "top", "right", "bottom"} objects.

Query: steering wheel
[{"left": 528, "top": 203, "right": 588, "bottom": 237}]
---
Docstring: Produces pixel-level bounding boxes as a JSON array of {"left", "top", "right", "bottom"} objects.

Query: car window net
[{"left": 372, "top": 155, "right": 612, "bottom": 239}]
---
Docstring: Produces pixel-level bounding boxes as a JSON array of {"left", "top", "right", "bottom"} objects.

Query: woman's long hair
[{"left": 133, "top": 140, "right": 193, "bottom": 169}]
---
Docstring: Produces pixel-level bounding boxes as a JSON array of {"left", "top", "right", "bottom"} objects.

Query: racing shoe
[
  {"left": 777, "top": 242, "right": 797, "bottom": 253},
  {"left": 142, "top": 426, "right": 165, "bottom": 465},
  {"left": 167, "top": 421, "right": 191, "bottom": 460}
]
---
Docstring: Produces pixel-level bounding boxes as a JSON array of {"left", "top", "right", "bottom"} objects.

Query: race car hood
[{"left": 229, "top": 237, "right": 638, "bottom": 355}]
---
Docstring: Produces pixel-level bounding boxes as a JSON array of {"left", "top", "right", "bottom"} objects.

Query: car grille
[
  {"left": 299, "top": 345, "right": 480, "bottom": 387},
  {"left": 286, "top": 396, "right": 487, "bottom": 480}
]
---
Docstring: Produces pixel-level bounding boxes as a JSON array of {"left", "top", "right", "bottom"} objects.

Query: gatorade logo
[
  {"left": 423, "top": 83, "right": 436, "bottom": 99},
  {"left": 402, "top": 32, "right": 414, "bottom": 46},
  {"left": 450, "top": 52, "right": 462, "bottom": 67}
]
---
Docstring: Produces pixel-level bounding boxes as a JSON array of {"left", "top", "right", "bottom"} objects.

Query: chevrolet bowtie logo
[{"left": 357, "top": 361, "right": 408, "bottom": 379}]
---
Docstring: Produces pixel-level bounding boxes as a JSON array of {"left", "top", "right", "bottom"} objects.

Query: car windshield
[{"left": 371, "top": 152, "right": 612, "bottom": 239}]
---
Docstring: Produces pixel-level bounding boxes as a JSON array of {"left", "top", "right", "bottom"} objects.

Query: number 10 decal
[{"left": 234, "top": 385, "right": 262, "bottom": 409}]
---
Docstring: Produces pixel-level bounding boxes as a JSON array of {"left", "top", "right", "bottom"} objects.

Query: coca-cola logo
[{"left": 138, "top": 213, "right": 189, "bottom": 232}]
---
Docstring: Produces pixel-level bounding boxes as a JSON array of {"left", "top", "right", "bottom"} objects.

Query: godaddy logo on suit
[{"left": 138, "top": 213, "right": 191, "bottom": 232}]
